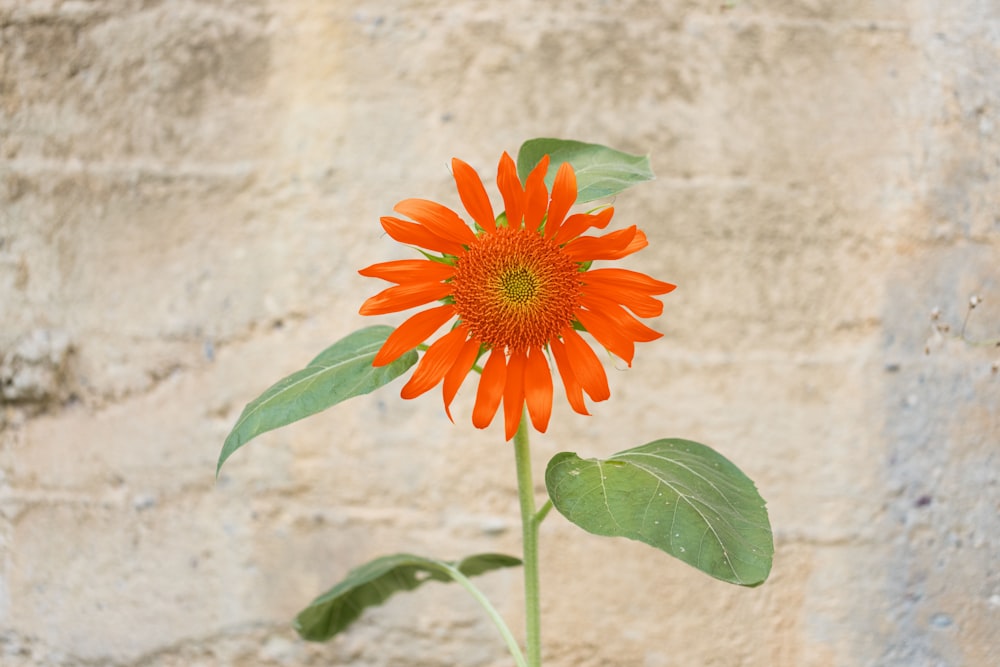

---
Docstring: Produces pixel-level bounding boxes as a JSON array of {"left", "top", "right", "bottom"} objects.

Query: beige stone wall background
[{"left": 1, "top": 0, "right": 999, "bottom": 665}]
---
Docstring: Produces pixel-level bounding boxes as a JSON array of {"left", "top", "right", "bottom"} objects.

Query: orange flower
[{"left": 359, "top": 152, "right": 675, "bottom": 440}]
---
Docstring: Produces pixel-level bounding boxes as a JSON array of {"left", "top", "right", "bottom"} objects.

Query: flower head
[{"left": 359, "top": 152, "right": 675, "bottom": 440}]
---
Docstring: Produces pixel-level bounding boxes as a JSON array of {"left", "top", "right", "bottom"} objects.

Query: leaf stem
[
  {"left": 513, "top": 411, "right": 542, "bottom": 667},
  {"left": 444, "top": 565, "right": 528, "bottom": 667},
  {"left": 534, "top": 500, "right": 553, "bottom": 526}
]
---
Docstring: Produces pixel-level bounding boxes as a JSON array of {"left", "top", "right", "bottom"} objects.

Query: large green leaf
[
  {"left": 217, "top": 325, "right": 416, "bottom": 474},
  {"left": 545, "top": 439, "right": 772, "bottom": 586},
  {"left": 294, "top": 553, "right": 522, "bottom": 641},
  {"left": 516, "top": 138, "right": 654, "bottom": 203}
]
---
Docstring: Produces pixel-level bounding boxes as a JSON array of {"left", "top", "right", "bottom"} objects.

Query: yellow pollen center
[
  {"left": 499, "top": 267, "right": 539, "bottom": 304},
  {"left": 452, "top": 227, "right": 580, "bottom": 351}
]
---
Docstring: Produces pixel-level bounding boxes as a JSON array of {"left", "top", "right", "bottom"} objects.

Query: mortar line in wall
[
  {"left": 644, "top": 176, "right": 805, "bottom": 193},
  {"left": 118, "top": 620, "right": 295, "bottom": 667},
  {"left": 652, "top": 348, "right": 880, "bottom": 367},
  {"left": 3, "top": 328, "right": 882, "bottom": 420},
  {"left": 0, "top": 1, "right": 271, "bottom": 29},
  {"left": 0, "top": 619, "right": 291, "bottom": 667},
  {"left": 0, "top": 157, "right": 263, "bottom": 180},
  {"left": 0, "top": 490, "right": 519, "bottom": 545},
  {"left": 0, "top": 491, "right": 139, "bottom": 514},
  {"left": 683, "top": 13, "right": 910, "bottom": 35},
  {"left": 0, "top": 157, "right": 832, "bottom": 196},
  {"left": 774, "top": 531, "right": 882, "bottom": 548},
  {"left": 404, "top": 6, "right": 911, "bottom": 35},
  {"left": 46, "top": 311, "right": 316, "bottom": 411}
]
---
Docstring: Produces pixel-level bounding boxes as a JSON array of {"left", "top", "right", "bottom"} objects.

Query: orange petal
[
  {"left": 372, "top": 304, "right": 456, "bottom": 367},
  {"left": 496, "top": 152, "right": 523, "bottom": 231},
  {"left": 562, "top": 225, "right": 638, "bottom": 261},
  {"left": 442, "top": 335, "right": 482, "bottom": 422},
  {"left": 503, "top": 349, "right": 527, "bottom": 441},
  {"left": 575, "top": 307, "right": 635, "bottom": 366},
  {"left": 617, "top": 228, "right": 649, "bottom": 258},
  {"left": 585, "top": 283, "right": 664, "bottom": 318},
  {"left": 561, "top": 328, "right": 610, "bottom": 402},
  {"left": 472, "top": 348, "right": 507, "bottom": 429},
  {"left": 554, "top": 208, "right": 615, "bottom": 245},
  {"left": 524, "top": 346, "right": 553, "bottom": 432},
  {"left": 381, "top": 216, "right": 466, "bottom": 255},
  {"left": 394, "top": 199, "right": 476, "bottom": 245},
  {"left": 582, "top": 268, "right": 675, "bottom": 318},
  {"left": 523, "top": 155, "right": 550, "bottom": 231},
  {"left": 359, "top": 280, "right": 453, "bottom": 316},
  {"left": 580, "top": 293, "right": 663, "bottom": 342},
  {"left": 583, "top": 268, "right": 675, "bottom": 295},
  {"left": 550, "top": 336, "right": 589, "bottom": 416},
  {"left": 544, "top": 162, "right": 577, "bottom": 240},
  {"left": 452, "top": 158, "right": 496, "bottom": 232},
  {"left": 400, "top": 326, "right": 469, "bottom": 399},
  {"left": 359, "top": 259, "right": 456, "bottom": 284}
]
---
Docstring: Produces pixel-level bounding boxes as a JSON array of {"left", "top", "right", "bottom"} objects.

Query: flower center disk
[
  {"left": 452, "top": 227, "right": 580, "bottom": 351},
  {"left": 500, "top": 267, "right": 538, "bottom": 304}
]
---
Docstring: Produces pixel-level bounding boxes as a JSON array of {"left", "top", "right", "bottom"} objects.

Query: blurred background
[{"left": 1, "top": 1, "right": 998, "bottom": 665}]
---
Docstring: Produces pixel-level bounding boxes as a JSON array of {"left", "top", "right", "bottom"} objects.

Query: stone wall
[{"left": 2, "top": 1, "right": 998, "bottom": 665}]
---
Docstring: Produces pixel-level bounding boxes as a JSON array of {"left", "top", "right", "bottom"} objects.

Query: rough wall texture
[{"left": 2, "top": 1, "right": 999, "bottom": 665}]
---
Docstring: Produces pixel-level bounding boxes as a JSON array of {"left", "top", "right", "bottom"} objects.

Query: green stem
[
  {"left": 534, "top": 499, "right": 553, "bottom": 525},
  {"left": 445, "top": 565, "right": 528, "bottom": 667},
  {"left": 513, "top": 411, "right": 542, "bottom": 667}
]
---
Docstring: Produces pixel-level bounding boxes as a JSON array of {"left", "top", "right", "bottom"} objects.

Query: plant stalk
[{"left": 513, "top": 411, "right": 542, "bottom": 667}]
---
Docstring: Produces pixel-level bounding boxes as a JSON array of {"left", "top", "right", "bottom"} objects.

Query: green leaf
[
  {"left": 294, "top": 553, "right": 522, "bottom": 641},
  {"left": 545, "top": 439, "right": 773, "bottom": 586},
  {"left": 516, "top": 138, "right": 654, "bottom": 203},
  {"left": 217, "top": 325, "right": 416, "bottom": 474}
]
